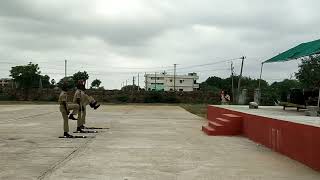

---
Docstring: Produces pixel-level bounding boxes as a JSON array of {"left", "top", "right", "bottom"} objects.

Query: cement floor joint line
[
  {"left": 37, "top": 137, "right": 93, "bottom": 180},
  {"left": 2, "top": 111, "right": 56, "bottom": 124}
]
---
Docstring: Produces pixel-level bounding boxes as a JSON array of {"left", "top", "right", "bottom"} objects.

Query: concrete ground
[{"left": 0, "top": 104, "right": 319, "bottom": 180}]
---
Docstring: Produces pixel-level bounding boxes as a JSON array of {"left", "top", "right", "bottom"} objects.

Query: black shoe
[
  {"left": 81, "top": 125, "right": 89, "bottom": 129},
  {"left": 68, "top": 114, "right": 78, "bottom": 120},
  {"left": 90, "top": 101, "right": 97, "bottom": 108},
  {"left": 63, "top": 132, "right": 74, "bottom": 138},
  {"left": 77, "top": 127, "right": 86, "bottom": 133},
  {"left": 94, "top": 104, "right": 100, "bottom": 110}
]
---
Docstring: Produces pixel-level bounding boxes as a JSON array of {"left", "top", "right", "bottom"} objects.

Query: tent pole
[
  {"left": 258, "top": 62, "right": 264, "bottom": 90},
  {"left": 318, "top": 87, "right": 320, "bottom": 108}
]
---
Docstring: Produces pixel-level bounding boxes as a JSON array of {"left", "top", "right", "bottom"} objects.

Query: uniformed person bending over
[
  {"left": 74, "top": 81, "right": 100, "bottom": 132},
  {"left": 59, "top": 83, "right": 80, "bottom": 138}
]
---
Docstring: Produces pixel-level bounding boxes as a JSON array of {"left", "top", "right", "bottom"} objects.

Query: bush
[
  {"left": 144, "top": 92, "right": 163, "bottom": 103},
  {"left": 0, "top": 94, "right": 16, "bottom": 101},
  {"left": 115, "top": 95, "right": 129, "bottom": 103},
  {"left": 163, "top": 94, "right": 180, "bottom": 103},
  {"left": 47, "top": 95, "right": 58, "bottom": 101},
  {"left": 260, "top": 88, "right": 278, "bottom": 106}
]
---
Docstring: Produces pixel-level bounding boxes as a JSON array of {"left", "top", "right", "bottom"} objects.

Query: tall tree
[
  {"left": 295, "top": 55, "right": 320, "bottom": 88},
  {"left": 57, "top": 76, "right": 75, "bottom": 89},
  {"left": 91, "top": 79, "right": 101, "bottom": 89},
  {"left": 10, "top": 62, "right": 50, "bottom": 99},
  {"left": 41, "top": 75, "right": 50, "bottom": 88},
  {"left": 10, "top": 62, "right": 40, "bottom": 89},
  {"left": 72, "top": 71, "right": 89, "bottom": 84},
  {"left": 270, "top": 79, "right": 301, "bottom": 102}
]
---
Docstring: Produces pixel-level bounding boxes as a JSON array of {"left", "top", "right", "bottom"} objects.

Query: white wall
[{"left": 145, "top": 74, "right": 199, "bottom": 92}]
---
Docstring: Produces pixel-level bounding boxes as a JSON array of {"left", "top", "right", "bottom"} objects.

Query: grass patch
[{"left": 180, "top": 104, "right": 207, "bottom": 118}]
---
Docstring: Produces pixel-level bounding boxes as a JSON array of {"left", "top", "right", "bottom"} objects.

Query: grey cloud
[{"left": 0, "top": 0, "right": 319, "bottom": 89}]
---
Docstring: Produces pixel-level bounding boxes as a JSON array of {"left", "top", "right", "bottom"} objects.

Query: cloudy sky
[{"left": 0, "top": 0, "right": 319, "bottom": 89}]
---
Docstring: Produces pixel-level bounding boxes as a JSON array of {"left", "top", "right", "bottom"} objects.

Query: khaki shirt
[
  {"left": 59, "top": 91, "right": 68, "bottom": 112},
  {"left": 73, "top": 89, "right": 85, "bottom": 104},
  {"left": 59, "top": 91, "right": 67, "bottom": 103}
]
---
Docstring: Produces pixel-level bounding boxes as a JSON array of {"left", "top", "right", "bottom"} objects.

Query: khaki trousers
[
  {"left": 77, "top": 94, "right": 95, "bottom": 127},
  {"left": 60, "top": 104, "right": 79, "bottom": 132}
]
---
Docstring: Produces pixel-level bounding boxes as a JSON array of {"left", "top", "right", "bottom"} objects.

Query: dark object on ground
[
  {"left": 73, "top": 130, "right": 98, "bottom": 133},
  {"left": 280, "top": 102, "right": 306, "bottom": 111},
  {"left": 280, "top": 88, "right": 319, "bottom": 111},
  {"left": 83, "top": 127, "right": 109, "bottom": 129},
  {"left": 249, "top": 102, "right": 258, "bottom": 109},
  {"left": 59, "top": 135, "right": 87, "bottom": 138}
]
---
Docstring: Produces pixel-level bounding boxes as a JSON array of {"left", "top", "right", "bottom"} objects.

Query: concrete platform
[
  {"left": 0, "top": 104, "right": 320, "bottom": 180},
  {"left": 214, "top": 105, "right": 320, "bottom": 127}
]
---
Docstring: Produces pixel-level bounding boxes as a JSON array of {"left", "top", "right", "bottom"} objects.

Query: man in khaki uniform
[
  {"left": 59, "top": 84, "right": 79, "bottom": 138},
  {"left": 74, "top": 81, "right": 100, "bottom": 132}
]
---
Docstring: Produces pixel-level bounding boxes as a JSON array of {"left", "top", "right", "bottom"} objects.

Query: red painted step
[
  {"left": 208, "top": 121, "right": 223, "bottom": 129},
  {"left": 202, "top": 125, "right": 238, "bottom": 136},
  {"left": 222, "top": 114, "right": 243, "bottom": 121},
  {"left": 214, "top": 117, "right": 231, "bottom": 125},
  {"left": 202, "top": 113, "right": 244, "bottom": 136},
  {"left": 202, "top": 125, "right": 216, "bottom": 135}
]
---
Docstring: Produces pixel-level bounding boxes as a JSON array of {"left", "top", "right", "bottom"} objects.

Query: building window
[
  {"left": 180, "top": 80, "right": 183, "bottom": 83},
  {"left": 194, "top": 80, "right": 197, "bottom": 84},
  {"left": 170, "top": 88, "right": 173, "bottom": 91},
  {"left": 170, "top": 79, "right": 172, "bottom": 82},
  {"left": 179, "top": 89, "right": 183, "bottom": 92}
]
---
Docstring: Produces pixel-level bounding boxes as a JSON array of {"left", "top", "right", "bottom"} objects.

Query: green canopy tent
[{"left": 259, "top": 39, "right": 320, "bottom": 107}]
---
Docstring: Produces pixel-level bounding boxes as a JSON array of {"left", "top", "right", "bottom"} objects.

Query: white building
[{"left": 144, "top": 72, "right": 199, "bottom": 92}]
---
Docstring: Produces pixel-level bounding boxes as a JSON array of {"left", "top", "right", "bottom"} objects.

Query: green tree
[
  {"left": 200, "top": 76, "right": 268, "bottom": 93},
  {"left": 121, "top": 85, "right": 139, "bottom": 91},
  {"left": 295, "top": 55, "right": 320, "bottom": 88},
  {"left": 72, "top": 71, "right": 89, "bottom": 84},
  {"left": 41, "top": 75, "right": 50, "bottom": 88},
  {"left": 91, "top": 79, "right": 101, "bottom": 89},
  {"left": 10, "top": 62, "right": 50, "bottom": 99},
  {"left": 57, "top": 76, "right": 75, "bottom": 89},
  {"left": 269, "top": 79, "right": 302, "bottom": 102},
  {"left": 10, "top": 62, "right": 40, "bottom": 89}
]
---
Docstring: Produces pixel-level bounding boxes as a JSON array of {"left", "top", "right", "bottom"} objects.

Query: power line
[{"left": 175, "top": 57, "right": 242, "bottom": 71}]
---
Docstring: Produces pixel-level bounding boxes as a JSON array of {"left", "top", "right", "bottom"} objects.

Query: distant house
[
  {"left": 144, "top": 72, "right": 199, "bottom": 92},
  {"left": 0, "top": 78, "right": 13, "bottom": 87}
]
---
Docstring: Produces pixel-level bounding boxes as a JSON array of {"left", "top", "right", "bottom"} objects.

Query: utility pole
[
  {"left": 237, "top": 56, "right": 245, "bottom": 103},
  {"left": 138, "top": 73, "right": 140, "bottom": 91},
  {"left": 231, "top": 62, "right": 235, "bottom": 103},
  {"left": 87, "top": 80, "right": 89, "bottom": 89},
  {"left": 154, "top": 72, "right": 157, "bottom": 91},
  {"left": 133, "top": 76, "right": 135, "bottom": 86},
  {"left": 145, "top": 72, "right": 147, "bottom": 91},
  {"left": 173, "top": 64, "right": 177, "bottom": 91},
  {"left": 39, "top": 77, "right": 43, "bottom": 90},
  {"left": 64, "top": 60, "right": 67, "bottom": 77}
]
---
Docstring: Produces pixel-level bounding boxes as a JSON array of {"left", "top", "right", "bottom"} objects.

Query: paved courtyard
[{"left": 0, "top": 104, "right": 319, "bottom": 180}]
